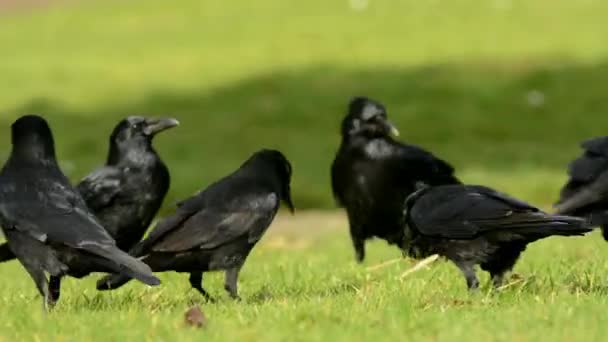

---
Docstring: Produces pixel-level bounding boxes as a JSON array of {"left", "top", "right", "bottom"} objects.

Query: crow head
[
  {"left": 10, "top": 115, "right": 57, "bottom": 163},
  {"left": 341, "top": 97, "right": 400, "bottom": 139},
  {"left": 108, "top": 116, "right": 179, "bottom": 164},
  {"left": 111, "top": 116, "right": 179, "bottom": 143},
  {"left": 250, "top": 149, "right": 295, "bottom": 213}
]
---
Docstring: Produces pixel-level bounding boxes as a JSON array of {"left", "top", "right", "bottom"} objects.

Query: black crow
[
  {"left": 0, "top": 116, "right": 177, "bottom": 262},
  {"left": 555, "top": 136, "right": 608, "bottom": 240},
  {"left": 0, "top": 115, "right": 160, "bottom": 310},
  {"left": 97, "top": 149, "right": 294, "bottom": 301},
  {"left": 331, "top": 97, "right": 461, "bottom": 262},
  {"left": 77, "top": 116, "right": 177, "bottom": 250},
  {"left": 403, "top": 184, "right": 591, "bottom": 290}
]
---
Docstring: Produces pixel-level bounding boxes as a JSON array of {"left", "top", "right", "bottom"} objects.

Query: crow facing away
[
  {"left": 97, "top": 149, "right": 294, "bottom": 301},
  {"left": 403, "top": 184, "right": 591, "bottom": 290},
  {"left": 555, "top": 136, "right": 608, "bottom": 240},
  {"left": 0, "top": 116, "right": 178, "bottom": 262},
  {"left": 331, "top": 97, "right": 461, "bottom": 262},
  {"left": 0, "top": 115, "right": 160, "bottom": 310}
]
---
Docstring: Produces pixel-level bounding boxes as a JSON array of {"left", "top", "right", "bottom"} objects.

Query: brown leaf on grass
[{"left": 184, "top": 306, "right": 207, "bottom": 329}]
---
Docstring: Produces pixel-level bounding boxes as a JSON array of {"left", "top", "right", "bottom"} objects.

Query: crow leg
[
  {"left": 21, "top": 263, "right": 51, "bottom": 311},
  {"left": 490, "top": 272, "right": 506, "bottom": 288},
  {"left": 601, "top": 225, "right": 608, "bottom": 241},
  {"left": 481, "top": 244, "right": 524, "bottom": 289},
  {"left": 48, "top": 275, "right": 62, "bottom": 306},
  {"left": 224, "top": 266, "right": 242, "bottom": 300},
  {"left": 351, "top": 236, "right": 365, "bottom": 263},
  {"left": 454, "top": 261, "right": 479, "bottom": 291},
  {"left": 346, "top": 212, "right": 366, "bottom": 263},
  {"left": 189, "top": 272, "right": 214, "bottom": 302},
  {"left": 0, "top": 243, "right": 16, "bottom": 263},
  {"left": 11, "top": 245, "right": 52, "bottom": 310},
  {"left": 4, "top": 232, "right": 65, "bottom": 310}
]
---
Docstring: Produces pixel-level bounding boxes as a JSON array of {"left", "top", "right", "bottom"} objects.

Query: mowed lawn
[
  {"left": 2, "top": 0, "right": 608, "bottom": 340},
  {"left": 1, "top": 212, "right": 608, "bottom": 341}
]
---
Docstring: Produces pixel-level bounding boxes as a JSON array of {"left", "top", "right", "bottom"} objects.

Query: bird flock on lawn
[{"left": 0, "top": 96, "right": 605, "bottom": 311}]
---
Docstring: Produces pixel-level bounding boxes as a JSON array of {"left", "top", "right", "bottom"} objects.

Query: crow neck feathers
[
  {"left": 241, "top": 150, "right": 294, "bottom": 211},
  {"left": 106, "top": 135, "right": 158, "bottom": 166},
  {"left": 341, "top": 119, "right": 392, "bottom": 141}
]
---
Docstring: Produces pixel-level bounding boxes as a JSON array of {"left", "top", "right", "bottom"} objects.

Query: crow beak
[
  {"left": 143, "top": 118, "right": 180, "bottom": 136},
  {"left": 385, "top": 120, "right": 400, "bottom": 137}
]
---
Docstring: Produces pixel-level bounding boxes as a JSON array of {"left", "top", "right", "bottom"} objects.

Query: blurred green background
[{"left": 1, "top": 0, "right": 607, "bottom": 210}]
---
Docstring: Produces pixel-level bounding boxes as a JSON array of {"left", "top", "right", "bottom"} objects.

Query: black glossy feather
[
  {"left": 556, "top": 136, "right": 608, "bottom": 240},
  {"left": 331, "top": 97, "right": 460, "bottom": 262},
  {"left": 97, "top": 149, "right": 293, "bottom": 301},
  {"left": 0, "top": 115, "right": 160, "bottom": 309},
  {"left": 75, "top": 116, "right": 175, "bottom": 250},
  {"left": 77, "top": 166, "right": 123, "bottom": 210},
  {"left": 404, "top": 184, "right": 590, "bottom": 290},
  {"left": 0, "top": 116, "right": 175, "bottom": 262}
]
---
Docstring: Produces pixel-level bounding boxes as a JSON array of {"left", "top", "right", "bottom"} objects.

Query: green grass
[
  {"left": 2, "top": 0, "right": 608, "bottom": 340},
  {"left": 2, "top": 213, "right": 608, "bottom": 341},
  {"left": 1, "top": 0, "right": 608, "bottom": 208}
]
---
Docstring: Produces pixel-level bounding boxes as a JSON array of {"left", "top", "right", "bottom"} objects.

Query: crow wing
[
  {"left": 331, "top": 139, "right": 459, "bottom": 207},
  {"left": 0, "top": 174, "right": 115, "bottom": 247},
  {"left": 555, "top": 171, "right": 608, "bottom": 214},
  {"left": 0, "top": 171, "right": 158, "bottom": 284},
  {"left": 562, "top": 136, "right": 608, "bottom": 185},
  {"left": 394, "top": 143, "right": 459, "bottom": 184},
  {"left": 555, "top": 137, "right": 608, "bottom": 211},
  {"left": 129, "top": 173, "right": 229, "bottom": 255},
  {"left": 133, "top": 192, "right": 278, "bottom": 254},
  {"left": 330, "top": 153, "right": 347, "bottom": 207},
  {"left": 410, "top": 185, "right": 556, "bottom": 239},
  {"left": 566, "top": 154, "right": 608, "bottom": 184},
  {"left": 76, "top": 166, "right": 124, "bottom": 211}
]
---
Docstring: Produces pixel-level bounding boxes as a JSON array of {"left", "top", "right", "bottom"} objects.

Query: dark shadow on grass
[{"left": 2, "top": 61, "right": 608, "bottom": 209}]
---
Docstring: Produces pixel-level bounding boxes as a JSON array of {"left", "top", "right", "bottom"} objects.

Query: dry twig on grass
[
  {"left": 399, "top": 254, "right": 440, "bottom": 280},
  {"left": 366, "top": 258, "right": 403, "bottom": 272}
]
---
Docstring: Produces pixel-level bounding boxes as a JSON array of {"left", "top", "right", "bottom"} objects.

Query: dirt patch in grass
[
  {"left": 269, "top": 210, "right": 346, "bottom": 238},
  {"left": 260, "top": 211, "right": 348, "bottom": 250}
]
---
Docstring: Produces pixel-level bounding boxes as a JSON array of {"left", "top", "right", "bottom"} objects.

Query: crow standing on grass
[
  {"left": 0, "top": 116, "right": 178, "bottom": 262},
  {"left": 97, "top": 149, "right": 294, "bottom": 301},
  {"left": 403, "top": 184, "right": 591, "bottom": 290},
  {"left": 0, "top": 115, "right": 160, "bottom": 310},
  {"left": 555, "top": 137, "right": 608, "bottom": 240},
  {"left": 331, "top": 97, "right": 461, "bottom": 262}
]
